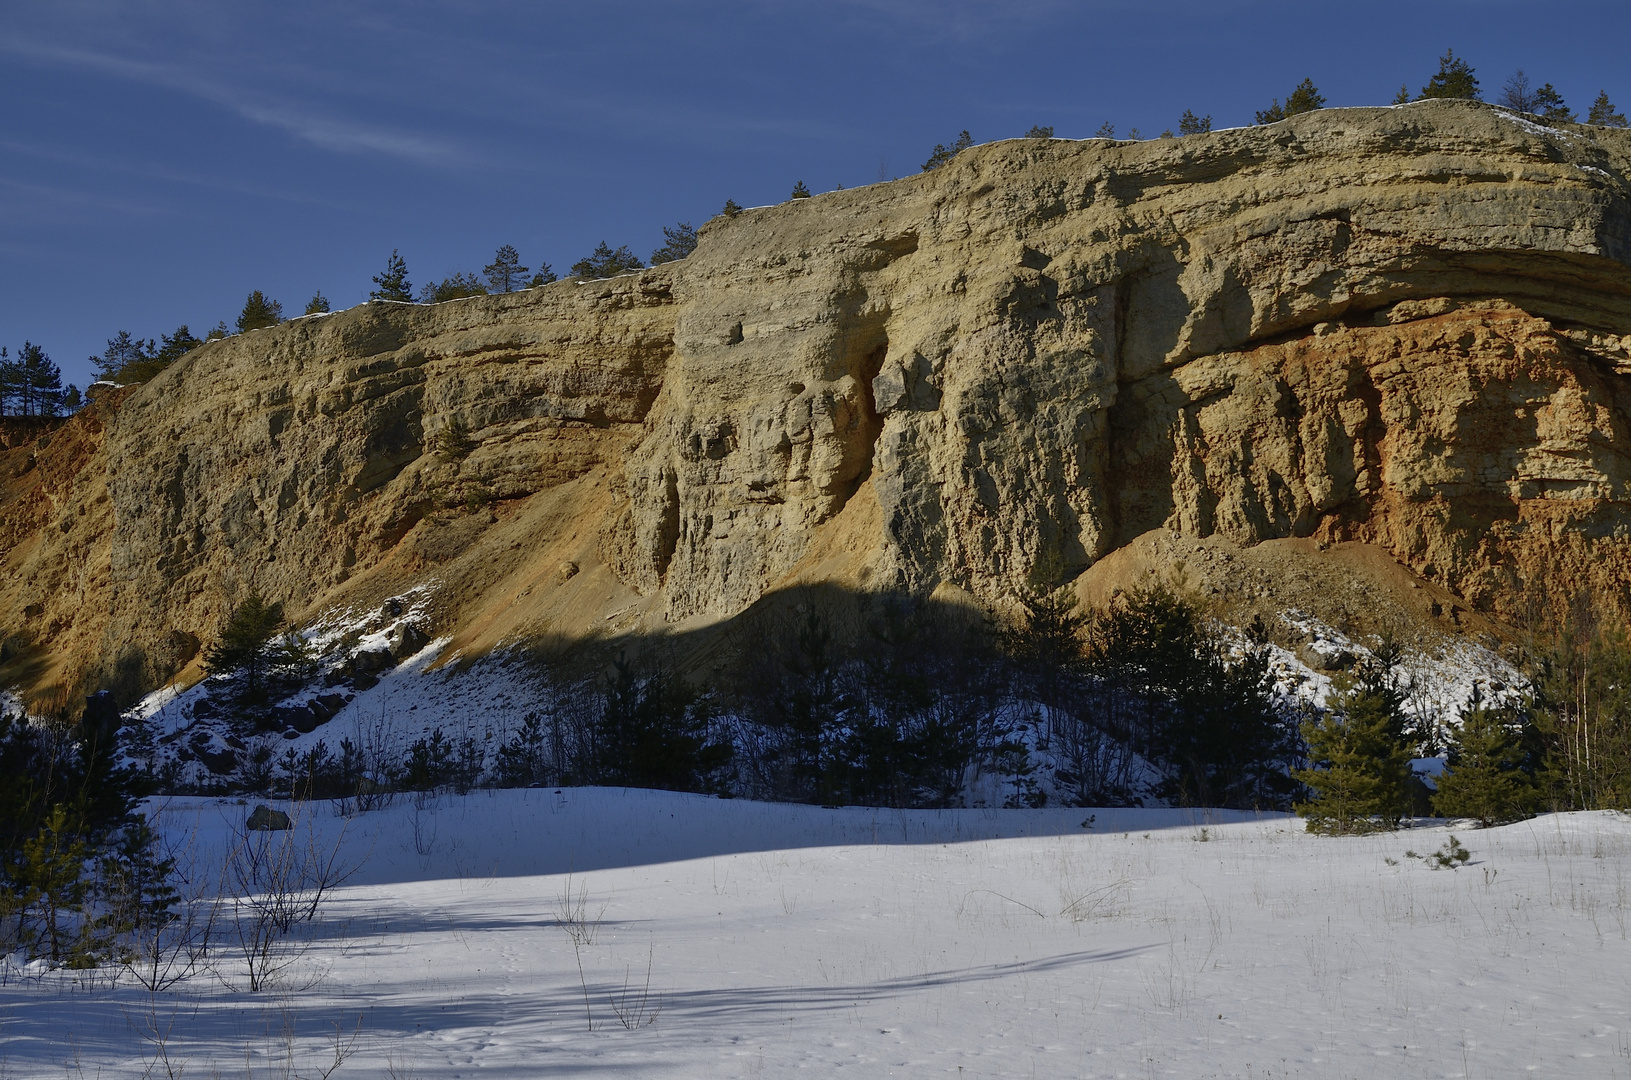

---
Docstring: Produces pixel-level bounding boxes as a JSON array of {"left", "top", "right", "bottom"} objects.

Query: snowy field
[{"left": 2, "top": 790, "right": 1629, "bottom": 1078}]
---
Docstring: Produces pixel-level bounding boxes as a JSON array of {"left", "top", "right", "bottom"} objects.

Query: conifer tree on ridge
[
  {"left": 1588, "top": 91, "right": 1629, "bottom": 127},
  {"left": 236, "top": 291, "right": 283, "bottom": 333},
  {"left": 370, "top": 250, "right": 414, "bottom": 302},
  {"left": 483, "top": 245, "right": 530, "bottom": 293}
]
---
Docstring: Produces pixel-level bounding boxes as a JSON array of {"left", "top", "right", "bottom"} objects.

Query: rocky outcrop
[
  {"left": 7, "top": 100, "right": 1631, "bottom": 705},
  {"left": 612, "top": 101, "right": 1631, "bottom": 622},
  {"left": 3, "top": 276, "right": 675, "bottom": 700}
]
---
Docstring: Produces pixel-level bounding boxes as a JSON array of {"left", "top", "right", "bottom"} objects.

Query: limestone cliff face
[
  {"left": 612, "top": 101, "right": 1631, "bottom": 623},
  {"left": 6, "top": 100, "right": 1631, "bottom": 703},
  {"left": 3, "top": 276, "right": 676, "bottom": 698}
]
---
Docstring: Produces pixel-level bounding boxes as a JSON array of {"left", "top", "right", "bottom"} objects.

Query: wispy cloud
[
  {"left": 0, "top": 174, "right": 167, "bottom": 219},
  {"left": 0, "top": 39, "right": 461, "bottom": 165},
  {"left": 0, "top": 138, "right": 349, "bottom": 209}
]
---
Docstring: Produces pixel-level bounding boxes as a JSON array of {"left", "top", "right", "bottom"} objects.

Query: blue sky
[{"left": 5, "top": 0, "right": 1630, "bottom": 391}]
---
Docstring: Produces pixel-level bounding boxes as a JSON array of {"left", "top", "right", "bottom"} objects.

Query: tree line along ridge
[{"left": 6, "top": 48, "right": 1626, "bottom": 408}]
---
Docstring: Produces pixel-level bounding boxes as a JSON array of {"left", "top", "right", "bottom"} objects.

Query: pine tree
[
  {"left": 0, "top": 347, "right": 15, "bottom": 416},
  {"left": 1257, "top": 78, "right": 1325, "bottom": 123},
  {"left": 570, "top": 242, "right": 644, "bottom": 280},
  {"left": 1420, "top": 49, "right": 1480, "bottom": 100},
  {"left": 94, "top": 816, "right": 179, "bottom": 947},
  {"left": 789, "top": 180, "right": 811, "bottom": 199},
  {"left": 1094, "top": 122, "right": 1116, "bottom": 139},
  {"left": 483, "top": 245, "right": 530, "bottom": 293},
  {"left": 1431, "top": 693, "right": 1537, "bottom": 826},
  {"left": 206, "top": 321, "right": 231, "bottom": 341},
  {"left": 1025, "top": 124, "right": 1055, "bottom": 139},
  {"left": 1294, "top": 674, "right": 1413, "bottom": 833},
  {"left": 19, "top": 806, "right": 88, "bottom": 963},
  {"left": 1178, "top": 110, "right": 1212, "bottom": 135},
  {"left": 419, "top": 272, "right": 488, "bottom": 303},
  {"left": 721, "top": 199, "right": 742, "bottom": 217},
  {"left": 203, "top": 590, "right": 286, "bottom": 706},
  {"left": 592, "top": 657, "right": 732, "bottom": 793},
  {"left": 1588, "top": 91, "right": 1628, "bottom": 127},
  {"left": 16, "top": 343, "right": 63, "bottom": 417},
  {"left": 650, "top": 222, "right": 698, "bottom": 264},
  {"left": 527, "top": 264, "right": 557, "bottom": 287},
  {"left": 95, "top": 326, "right": 200, "bottom": 385},
  {"left": 1392, "top": 84, "right": 1411, "bottom": 105},
  {"left": 155, "top": 326, "right": 201, "bottom": 366},
  {"left": 303, "top": 291, "right": 330, "bottom": 315},
  {"left": 1532, "top": 84, "right": 1575, "bottom": 123},
  {"left": 236, "top": 291, "right": 283, "bottom": 333},
  {"left": 61, "top": 385, "right": 80, "bottom": 412},
  {"left": 921, "top": 130, "right": 973, "bottom": 171},
  {"left": 92, "top": 331, "right": 151, "bottom": 382},
  {"left": 1530, "top": 613, "right": 1631, "bottom": 811},
  {"left": 370, "top": 249, "right": 414, "bottom": 302}
]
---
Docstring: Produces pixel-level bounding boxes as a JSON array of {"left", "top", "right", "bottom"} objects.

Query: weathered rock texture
[{"left": 7, "top": 100, "right": 1631, "bottom": 703}]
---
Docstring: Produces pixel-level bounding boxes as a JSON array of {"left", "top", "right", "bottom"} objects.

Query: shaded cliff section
[{"left": 7, "top": 99, "right": 1631, "bottom": 708}]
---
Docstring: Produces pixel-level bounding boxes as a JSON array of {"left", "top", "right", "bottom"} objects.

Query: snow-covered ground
[
  {"left": 124, "top": 587, "right": 547, "bottom": 790},
  {"left": 3, "top": 790, "right": 1628, "bottom": 1078}
]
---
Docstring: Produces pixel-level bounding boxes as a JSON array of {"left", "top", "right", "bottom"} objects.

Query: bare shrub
[{"left": 217, "top": 806, "right": 359, "bottom": 992}]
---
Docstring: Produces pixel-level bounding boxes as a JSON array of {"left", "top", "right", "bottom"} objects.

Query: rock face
[
  {"left": 3, "top": 277, "right": 676, "bottom": 698},
  {"left": 612, "top": 102, "right": 1631, "bottom": 622},
  {"left": 6, "top": 100, "right": 1631, "bottom": 703}
]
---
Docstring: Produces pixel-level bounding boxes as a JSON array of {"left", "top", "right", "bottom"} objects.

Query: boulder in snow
[{"left": 246, "top": 804, "right": 292, "bottom": 831}]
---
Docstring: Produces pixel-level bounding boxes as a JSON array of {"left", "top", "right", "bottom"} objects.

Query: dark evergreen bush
[
  {"left": 589, "top": 657, "right": 733, "bottom": 794},
  {"left": 1419, "top": 49, "right": 1480, "bottom": 100},
  {"left": 1431, "top": 691, "right": 1539, "bottom": 825},
  {"left": 236, "top": 291, "right": 283, "bottom": 332},
  {"left": 922, "top": 131, "right": 973, "bottom": 171},
  {"left": 571, "top": 242, "right": 644, "bottom": 280}
]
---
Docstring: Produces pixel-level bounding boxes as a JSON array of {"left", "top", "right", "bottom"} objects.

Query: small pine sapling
[
  {"left": 434, "top": 418, "right": 475, "bottom": 462},
  {"left": 303, "top": 291, "right": 330, "bottom": 315},
  {"left": 1178, "top": 110, "right": 1212, "bottom": 135},
  {"left": 1427, "top": 835, "right": 1471, "bottom": 870},
  {"left": 789, "top": 180, "right": 811, "bottom": 199},
  {"left": 495, "top": 712, "right": 551, "bottom": 787}
]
